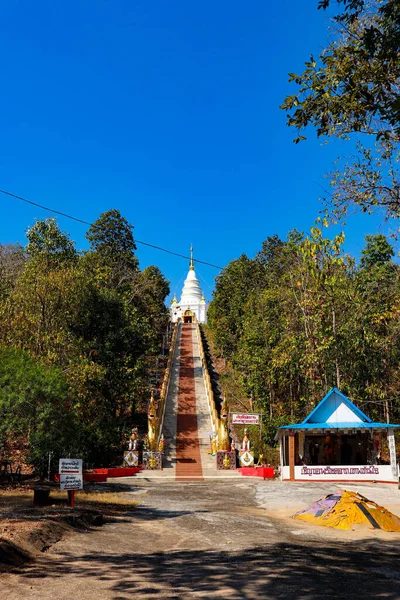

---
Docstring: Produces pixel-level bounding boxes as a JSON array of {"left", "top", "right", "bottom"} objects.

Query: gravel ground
[{"left": 0, "top": 479, "right": 399, "bottom": 599}]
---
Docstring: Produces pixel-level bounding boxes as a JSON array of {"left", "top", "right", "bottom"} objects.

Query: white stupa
[{"left": 170, "top": 246, "right": 207, "bottom": 324}]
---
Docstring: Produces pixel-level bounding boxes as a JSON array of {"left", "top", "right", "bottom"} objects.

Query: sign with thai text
[
  {"left": 60, "top": 473, "right": 83, "bottom": 491},
  {"left": 282, "top": 464, "right": 396, "bottom": 482},
  {"left": 388, "top": 429, "right": 397, "bottom": 478},
  {"left": 300, "top": 465, "right": 380, "bottom": 477},
  {"left": 59, "top": 458, "right": 82, "bottom": 474},
  {"left": 231, "top": 413, "right": 260, "bottom": 425}
]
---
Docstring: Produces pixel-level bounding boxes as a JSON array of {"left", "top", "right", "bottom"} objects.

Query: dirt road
[{"left": 1, "top": 480, "right": 399, "bottom": 599}]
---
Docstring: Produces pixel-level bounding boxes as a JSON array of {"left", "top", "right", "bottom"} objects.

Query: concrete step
[{"left": 121, "top": 472, "right": 243, "bottom": 481}]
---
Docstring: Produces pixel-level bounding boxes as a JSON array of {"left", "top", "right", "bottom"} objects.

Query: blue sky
[{"left": 0, "top": 1, "right": 391, "bottom": 300}]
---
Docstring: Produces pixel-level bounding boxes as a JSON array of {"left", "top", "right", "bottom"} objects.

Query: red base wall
[{"left": 238, "top": 467, "right": 275, "bottom": 479}]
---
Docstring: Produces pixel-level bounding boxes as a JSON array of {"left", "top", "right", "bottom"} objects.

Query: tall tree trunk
[
  {"left": 289, "top": 383, "right": 293, "bottom": 419},
  {"left": 332, "top": 306, "right": 340, "bottom": 388},
  {"left": 385, "top": 399, "right": 390, "bottom": 424},
  {"left": 269, "top": 384, "right": 273, "bottom": 420}
]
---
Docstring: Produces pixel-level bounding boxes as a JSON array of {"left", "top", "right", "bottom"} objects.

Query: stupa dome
[{"left": 170, "top": 246, "right": 208, "bottom": 324}]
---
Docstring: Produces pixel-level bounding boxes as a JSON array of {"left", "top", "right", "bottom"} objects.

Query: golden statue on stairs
[
  {"left": 158, "top": 433, "right": 165, "bottom": 453},
  {"left": 218, "top": 396, "right": 230, "bottom": 451},
  {"left": 147, "top": 389, "right": 159, "bottom": 451}
]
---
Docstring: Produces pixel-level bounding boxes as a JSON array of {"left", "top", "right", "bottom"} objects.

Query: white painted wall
[
  {"left": 170, "top": 303, "right": 207, "bottom": 323},
  {"left": 326, "top": 403, "right": 363, "bottom": 423},
  {"left": 280, "top": 465, "right": 396, "bottom": 482}
]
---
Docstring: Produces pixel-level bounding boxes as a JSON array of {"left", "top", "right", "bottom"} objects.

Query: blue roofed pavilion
[{"left": 276, "top": 388, "right": 399, "bottom": 484}]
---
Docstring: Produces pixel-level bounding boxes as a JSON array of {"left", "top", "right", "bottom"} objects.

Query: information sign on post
[
  {"left": 230, "top": 412, "right": 263, "bottom": 441},
  {"left": 59, "top": 459, "right": 83, "bottom": 506},
  {"left": 231, "top": 413, "right": 260, "bottom": 425},
  {"left": 60, "top": 474, "right": 83, "bottom": 491},
  {"left": 59, "top": 458, "right": 82, "bottom": 475}
]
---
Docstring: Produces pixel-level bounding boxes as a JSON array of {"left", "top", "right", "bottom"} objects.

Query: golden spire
[{"left": 190, "top": 244, "right": 194, "bottom": 270}]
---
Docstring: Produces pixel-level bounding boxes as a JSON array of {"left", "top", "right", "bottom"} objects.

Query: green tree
[
  {"left": 348, "top": 234, "right": 400, "bottom": 421},
  {"left": 281, "top": 0, "right": 400, "bottom": 224},
  {"left": 207, "top": 255, "right": 262, "bottom": 359},
  {"left": 0, "top": 212, "right": 170, "bottom": 468},
  {"left": 360, "top": 233, "right": 395, "bottom": 269},
  {"left": 207, "top": 224, "right": 400, "bottom": 443},
  {"left": 86, "top": 209, "right": 139, "bottom": 287},
  {"left": 128, "top": 265, "right": 170, "bottom": 353},
  {"left": 26, "top": 218, "right": 77, "bottom": 266},
  {"left": 0, "top": 348, "right": 78, "bottom": 477}
]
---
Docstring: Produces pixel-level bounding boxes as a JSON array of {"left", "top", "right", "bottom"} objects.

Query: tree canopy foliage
[
  {"left": 208, "top": 227, "right": 400, "bottom": 444},
  {"left": 281, "top": 0, "right": 400, "bottom": 226},
  {"left": 0, "top": 212, "right": 169, "bottom": 473}
]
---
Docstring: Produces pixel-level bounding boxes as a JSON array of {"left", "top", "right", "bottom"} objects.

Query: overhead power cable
[{"left": 0, "top": 188, "right": 222, "bottom": 270}]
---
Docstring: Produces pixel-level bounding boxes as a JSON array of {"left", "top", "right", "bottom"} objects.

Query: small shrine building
[
  {"left": 170, "top": 247, "right": 207, "bottom": 324},
  {"left": 275, "top": 387, "right": 400, "bottom": 483}
]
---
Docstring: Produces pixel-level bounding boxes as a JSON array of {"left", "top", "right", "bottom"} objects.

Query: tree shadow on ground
[{"left": 14, "top": 539, "right": 400, "bottom": 599}]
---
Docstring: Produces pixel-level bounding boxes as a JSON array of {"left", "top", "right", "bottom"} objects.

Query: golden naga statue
[
  {"left": 158, "top": 433, "right": 165, "bottom": 453},
  {"left": 218, "top": 397, "right": 230, "bottom": 451},
  {"left": 147, "top": 390, "right": 159, "bottom": 451}
]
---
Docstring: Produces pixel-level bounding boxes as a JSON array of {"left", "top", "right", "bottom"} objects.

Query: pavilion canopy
[{"left": 275, "top": 387, "right": 400, "bottom": 439}]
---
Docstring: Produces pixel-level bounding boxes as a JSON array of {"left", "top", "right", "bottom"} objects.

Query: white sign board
[
  {"left": 60, "top": 473, "right": 83, "bottom": 491},
  {"left": 231, "top": 413, "right": 259, "bottom": 425},
  {"left": 59, "top": 458, "right": 82, "bottom": 474},
  {"left": 388, "top": 429, "right": 397, "bottom": 478}
]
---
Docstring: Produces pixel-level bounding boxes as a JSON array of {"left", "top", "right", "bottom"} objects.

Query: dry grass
[
  {"left": 55, "top": 490, "right": 138, "bottom": 509},
  {"left": 0, "top": 488, "right": 138, "bottom": 511}
]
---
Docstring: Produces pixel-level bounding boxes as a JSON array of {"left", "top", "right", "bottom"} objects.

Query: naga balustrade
[
  {"left": 194, "top": 320, "right": 219, "bottom": 434},
  {"left": 156, "top": 318, "right": 180, "bottom": 446}
]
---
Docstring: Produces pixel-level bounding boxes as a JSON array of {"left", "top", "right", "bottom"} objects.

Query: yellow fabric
[{"left": 294, "top": 491, "right": 400, "bottom": 532}]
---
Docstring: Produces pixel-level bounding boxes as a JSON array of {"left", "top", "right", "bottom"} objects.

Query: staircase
[{"left": 135, "top": 322, "right": 240, "bottom": 480}]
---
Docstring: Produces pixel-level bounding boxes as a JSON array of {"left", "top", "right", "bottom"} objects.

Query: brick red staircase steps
[{"left": 175, "top": 324, "right": 204, "bottom": 482}]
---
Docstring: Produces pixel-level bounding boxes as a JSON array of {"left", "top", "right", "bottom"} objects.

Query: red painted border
[{"left": 99, "top": 467, "right": 141, "bottom": 477}]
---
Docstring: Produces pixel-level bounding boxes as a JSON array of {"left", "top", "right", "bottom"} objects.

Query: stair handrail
[
  {"left": 195, "top": 321, "right": 219, "bottom": 433},
  {"left": 158, "top": 318, "right": 180, "bottom": 444}
]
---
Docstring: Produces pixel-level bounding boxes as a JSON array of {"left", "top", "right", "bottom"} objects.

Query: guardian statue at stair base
[
  {"left": 218, "top": 397, "right": 231, "bottom": 451},
  {"left": 147, "top": 390, "right": 159, "bottom": 451}
]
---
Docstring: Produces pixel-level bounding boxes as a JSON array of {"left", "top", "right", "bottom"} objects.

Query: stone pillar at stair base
[
  {"left": 142, "top": 452, "right": 163, "bottom": 470},
  {"left": 216, "top": 451, "right": 236, "bottom": 470}
]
